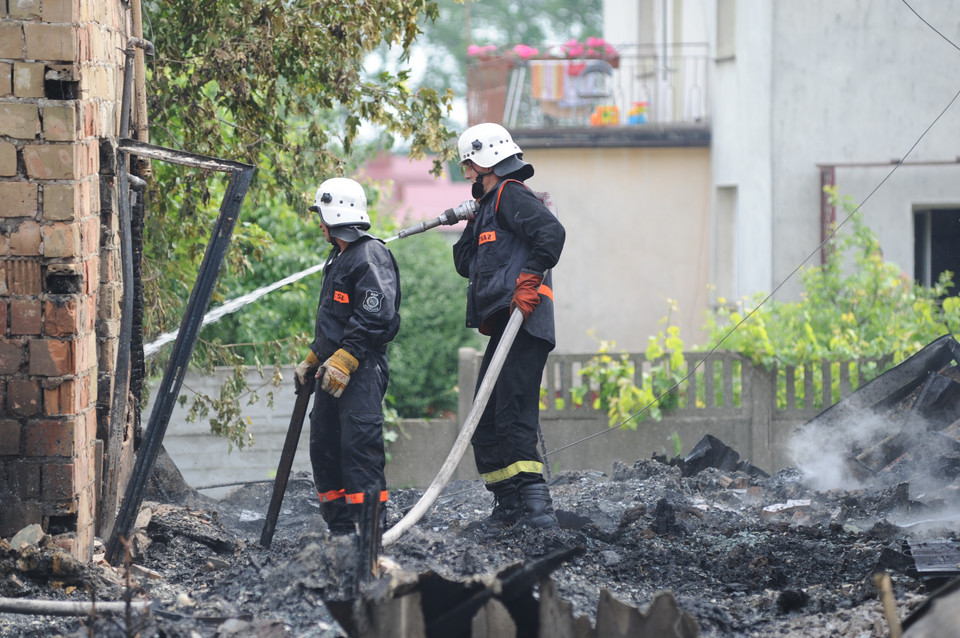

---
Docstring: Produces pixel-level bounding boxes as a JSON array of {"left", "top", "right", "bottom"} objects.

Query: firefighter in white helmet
[
  {"left": 294, "top": 177, "right": 401, "bottom": 536},
  {"left": 453, "top": 123, "right": 566, "bottom": 529}
]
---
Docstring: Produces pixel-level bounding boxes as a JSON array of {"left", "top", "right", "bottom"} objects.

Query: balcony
[{"left": 466, "top": 43, "right": 711, "bottom": 148}]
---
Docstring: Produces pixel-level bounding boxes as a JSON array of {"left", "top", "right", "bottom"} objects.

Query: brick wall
[{"left": 0, "top": 0, "right": 128, "bottom": 561}]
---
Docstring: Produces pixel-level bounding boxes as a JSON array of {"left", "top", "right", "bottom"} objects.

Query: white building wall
[
  {"left": 826, "top": 164, "right": 960, "bottom": 277},
  {"left": 711, "top": 0, "right": 774, "bottom": 301},
  {"left": 766, "top": 1, "right": 960, "bottom": 298},
  {"left": 526, "top": 146, "right": 712, "bottom": 354},
  {"left": 608, "top": 0, "right": 960, "bottom": 307},
  {"left": 603, "top": 0, "right": 641, "bottom": 44}
]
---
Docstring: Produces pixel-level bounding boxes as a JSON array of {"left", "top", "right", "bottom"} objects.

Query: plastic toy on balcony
[
  {"left": 628, "top": 101, "right": 649, "bottom": 125},
  {"left": 589, "top": 105, "right": 619, "bottom": 127}
]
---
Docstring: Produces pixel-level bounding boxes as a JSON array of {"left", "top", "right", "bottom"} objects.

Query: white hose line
[{"left": 383, "top": 309, "right": 524, "bottom": 547}]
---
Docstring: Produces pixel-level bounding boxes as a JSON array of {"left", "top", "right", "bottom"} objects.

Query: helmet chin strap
[{"left": 472, "top": 170, "right": 492, "bottom": 199}]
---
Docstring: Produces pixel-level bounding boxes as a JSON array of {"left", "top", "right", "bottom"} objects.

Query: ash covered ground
[{"left": 3, "top": 446, "right": 957, "bottom": 638}]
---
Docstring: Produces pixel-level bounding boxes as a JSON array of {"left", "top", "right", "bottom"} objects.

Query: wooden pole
[
  {"left": 130, "top": 0, "right": 152, "bottom": 177},
  {"left": 0, "top": 596, "right": 151, "bottom": 617},
  {"left": 874, "top": 572, "right": 903, "bottom": 638}
]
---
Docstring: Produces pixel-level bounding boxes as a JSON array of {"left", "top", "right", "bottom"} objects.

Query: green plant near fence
[
  {"left": 568, "top": 302, "right": 689, "bottom": 427},
  {"left": 570, "top": 188, "right": 960, "bottom": 428}
]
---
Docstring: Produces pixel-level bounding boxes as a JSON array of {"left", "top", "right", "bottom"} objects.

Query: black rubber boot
[
  {"left": 485, "top": 480, "right": 523, "bottom": 527},
  {"left": 517, "top": 483, "right": 559, "bottom": 529},
  {"left": 321, "top": 501, "right": 355, "bottom": 536}
]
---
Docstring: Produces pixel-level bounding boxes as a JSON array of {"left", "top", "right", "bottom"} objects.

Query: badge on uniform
[{"left": 362, "top": 290, "right": 383, "bottom": 312}]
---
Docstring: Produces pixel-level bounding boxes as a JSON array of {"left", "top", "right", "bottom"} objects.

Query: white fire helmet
[
  {"left": 458, "top": 123, "right": 523, "bottom": 169},
  {"left": 309, "top": 177, "right": 370, "bottom": 240},
  {"left": 457, "top": 122, "right": 532, "bottom": 179}
]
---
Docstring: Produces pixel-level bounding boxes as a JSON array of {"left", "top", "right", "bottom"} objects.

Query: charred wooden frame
[{"left": 105, "top": 137, "right": 255, "bottom": 565}]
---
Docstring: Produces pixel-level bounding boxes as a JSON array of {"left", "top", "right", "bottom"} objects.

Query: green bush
[
  {"left": 577, "top": 187, "right": 960, "bottom": 427},
  {"left": 704, "top": 188, "right": 960, "bottom": 365},
  {"left": 388, "top": 231, "right": 484, "bottom": 418},
  {"left": 570, "top": 303, "right": 687, "bottom": 428}
]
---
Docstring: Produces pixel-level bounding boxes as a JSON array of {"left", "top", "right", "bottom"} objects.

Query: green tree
[
  {"left": 143, "top": 0, "right": 455, "bottom": 333},
  {"left": 388, "top": 232, "right": 484, "bottom": 418},
  {"left": 141, "top": 0, "right": 457, "bottom": 446}
]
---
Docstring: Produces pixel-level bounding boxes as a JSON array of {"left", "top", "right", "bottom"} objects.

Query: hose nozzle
[{"left": 395, "top": 200, "right": 477, "bottom": 240}]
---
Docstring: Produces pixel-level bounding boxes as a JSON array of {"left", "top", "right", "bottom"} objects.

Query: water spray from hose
[{"left": 143, "top": 200, "right": 479, "bottom": 355}]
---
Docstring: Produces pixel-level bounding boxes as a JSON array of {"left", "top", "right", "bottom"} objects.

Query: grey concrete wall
[
  {"left": 147, "top": 366, "right": 476, "bottom": 499},
  {"left": 152, "top": 358, "right": 814, "bottom": 500}
]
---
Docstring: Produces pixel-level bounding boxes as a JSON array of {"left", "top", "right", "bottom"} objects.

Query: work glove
[
  {"left": 510, "top": 270, "right": 544, "bottom": 322},
  {"left": 319, "top": 348, "right": 359, "bottom": 398},
  {"left": 294, "top": 351, "right": 320, "bottom": 390}
]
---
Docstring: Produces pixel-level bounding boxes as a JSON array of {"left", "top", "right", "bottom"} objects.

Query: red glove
[{"left": 510, "top": 270, "right": 544, "bottom": 321}]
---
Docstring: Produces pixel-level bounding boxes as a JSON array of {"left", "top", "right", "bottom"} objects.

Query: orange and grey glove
[
  {"left": 294, "top": 350, "right": 320, "bottom": 390},
  {"left": 510, "top": 270, "right": 544, "bottom": 322},
  {"left": 319, "top": 348, "right": 359, "bottom": 398}
]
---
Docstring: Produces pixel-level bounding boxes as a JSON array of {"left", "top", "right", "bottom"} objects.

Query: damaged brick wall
[{"left": 0, "top": 0, "right": 130, "bottom": 562}]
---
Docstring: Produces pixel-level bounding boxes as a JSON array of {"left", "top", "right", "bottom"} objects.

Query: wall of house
[
  {"left": 604, "top": 0, "right": 960, "bottom": 308},
  {"left": 0, "top": 0, "right": 128, "bottom": 561},
  {"left": 710, "top": 0, "right": 773, "bottom": 303},
  {"left": 717, "top": 0, "right": 960, "bottom": 300},
  {"left": 523, "top": 145, "right": 712, "bottom": 355}
]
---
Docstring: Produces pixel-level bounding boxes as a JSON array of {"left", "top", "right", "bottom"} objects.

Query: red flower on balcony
[
  {"left": 467, "top": 44, "right": 499, "bottom": 60},
  {"left": 584, "top": 36, "right": 618, "bottom": 60},
  {"left": 467, "top": 38, "right": 618, "bottom": 66},
  {"left": 512, "top": 44, "right": 540, "bottom": 59},
  {"left": 561, "top": 38, "right": 585, "bottom": 58}
]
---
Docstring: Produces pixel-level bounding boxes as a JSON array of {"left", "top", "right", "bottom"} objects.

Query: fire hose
[
  {"left": 382, "top": 308, "right": 523, "bottom": 547},
  {"left": 381, "top": 191, "right": 558, "bottom": 546}
]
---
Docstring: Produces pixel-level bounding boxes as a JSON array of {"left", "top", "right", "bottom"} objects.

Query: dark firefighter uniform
[
  {"left": 308, "top": 234, "right": 401, "bottom": 533},
  {"left": 452, "top": 179, "right": 565, "bottom": 494}
]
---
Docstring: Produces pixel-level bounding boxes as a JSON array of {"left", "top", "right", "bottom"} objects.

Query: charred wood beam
[
  {"left": 260, "top": 382, "right": 313, "bottom": 549},
  {"left": 424, "top": 546, "right": 583, "bottom": 638},
  {"left": 100, "top": 35, "right": 155, "bottom": 538},
  {"left": 594, "top": 589, "right": 700, "bottom": 638},
  {"left": 358, "top": 486, "right": 384, "bottom": 585},
  {"left": 901, "top": 575, "right": 960, "bottom": 633},
  {"left": 105, "top": 140, "right": 255, "bottom": 565},
  {"left": 851, "top": 370, "right": 960, "bottom": 474},
  {"left": 815, "top": 336, "right": 960, "bottom": 426}
]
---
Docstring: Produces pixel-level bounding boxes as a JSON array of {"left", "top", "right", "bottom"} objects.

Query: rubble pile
[
  {"left": 1, "top": 453, "right": 954, "bottom": 638},
  {"left": 3, "top": 337, "right": 960, "bottom": 636}
]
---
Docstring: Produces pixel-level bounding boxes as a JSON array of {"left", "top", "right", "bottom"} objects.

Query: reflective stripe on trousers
[{"left": 471, "top": 325, "right": 551, "bottom": 488}]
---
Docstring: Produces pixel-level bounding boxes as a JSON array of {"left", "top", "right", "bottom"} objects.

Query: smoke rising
[{"left": 788, "top": 407, "right": 902, "bottom": 491}]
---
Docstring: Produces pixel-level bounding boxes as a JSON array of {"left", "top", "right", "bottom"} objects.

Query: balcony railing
[{"left": 467, "top": 43, "right": 710, "bottom": 130}]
